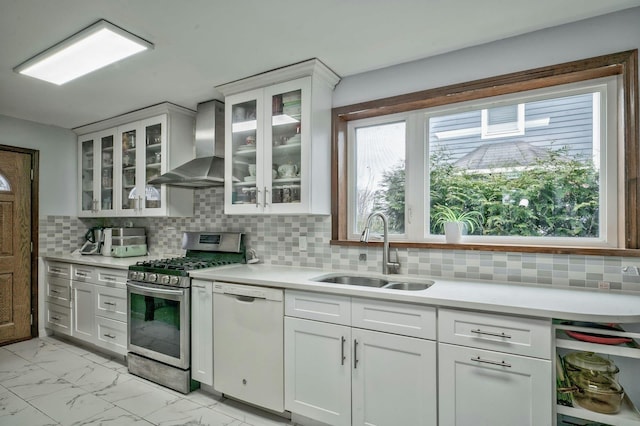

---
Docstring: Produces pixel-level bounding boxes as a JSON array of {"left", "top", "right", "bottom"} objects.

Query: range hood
[{"left": 148, "top": 100, "right": 225, "bottom": 188}]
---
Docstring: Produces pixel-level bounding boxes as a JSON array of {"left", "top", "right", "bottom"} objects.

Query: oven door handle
[{"left": 127, "top": 282, "right": 185, "bottom": 297}]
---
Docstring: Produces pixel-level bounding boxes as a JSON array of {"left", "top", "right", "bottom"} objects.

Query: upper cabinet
[
  {"left": 217, "top": 59, "right": 340, "bottom": 215},
  {"left": 76, "top": 103, "right": 196, "bottom": 217}
]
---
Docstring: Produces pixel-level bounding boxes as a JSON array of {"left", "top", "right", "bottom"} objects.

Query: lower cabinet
[
  {"left": 191, "top": 280, "right": 213, "bottom": 385},
  {"left": 285, "top": 317, "right": 351, "bottom": 426},
  {"left": 284, "top": 290, "right": 437, "bottom": 426},
  {"left": 44, "top": 260, "right": 128, "bottom": 357},
  {"left": 72, "top": 281, "right": 95, "bottom": 341},
  {"left": 438, "top": 308, "right": 552, "bottom": 426},
  {"left": 438, "top": 343, "right": 551, "bottom": 426}
]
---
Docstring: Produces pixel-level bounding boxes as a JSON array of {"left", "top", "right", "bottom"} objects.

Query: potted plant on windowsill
[{"left": 432, "top": 205, "right": 483, "bottom": 244}]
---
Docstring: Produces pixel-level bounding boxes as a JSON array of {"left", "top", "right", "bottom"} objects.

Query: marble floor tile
[
  {"left": 144, "top": 398, "right": 237, "bottom": 426},
  {"left": 2, "top": 366, "right": 73, "bottom": 401},
  {"left": 59, "top": 361, "right": 133, "bottom": 394},
  {"left": 28, "top": 385, "right": 115, "bottom": 425},
  {"left": 99, "top": 376, "right": 182, "bottom": 418},
  {"left": 1, "top": 338, "right": 300, "bottom": 426},
  {"left": 69, "top": 406, "right": 152, "bottom": 426},
  {"left": 0, "top": 388, "right": 58, "bottom": 426}
]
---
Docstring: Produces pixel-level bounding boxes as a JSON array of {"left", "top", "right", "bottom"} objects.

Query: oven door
[{"left": 127, "top": 281, "right": 190, "bottom": 369}]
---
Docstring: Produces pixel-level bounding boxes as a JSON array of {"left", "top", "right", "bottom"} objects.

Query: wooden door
[{"left": 0, "top": 150, "right": 32, "bottom": 345}]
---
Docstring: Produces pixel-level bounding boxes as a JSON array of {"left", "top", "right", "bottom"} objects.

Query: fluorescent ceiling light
[{"left": 14, "top": 20, "right": 152, "bottom": 85}]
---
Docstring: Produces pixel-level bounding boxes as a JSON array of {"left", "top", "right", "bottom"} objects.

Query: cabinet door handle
[
  {"left": 256, "top": 188, "right": 261, "bottom": 208},
  {"left": 103, "top": 301, "right": 116, "bottom": 306},
  {"left": 138, "top": 196, "right": 143, "bottom": 211},
  {"left": 340, "top": 336, "right": 346, "bottom": 365},
  {"left": 470, "top": 356, "right": 512, "bottom": 368},
  {"left": 470, "top": 329, "right": 512, "bottom": 339},
  {"left": 353, "top": 339, "right": 359, "bottom": 369},
  {"left": 264, "top": 187, "right": 269, "bottom": 207},
  {"left": 103, "top": 333, "right": 116, "bottom": 339}
]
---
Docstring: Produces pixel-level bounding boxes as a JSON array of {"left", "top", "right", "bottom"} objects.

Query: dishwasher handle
[{"left": 233, "top": 294, "right": 262, "bottom": 303}]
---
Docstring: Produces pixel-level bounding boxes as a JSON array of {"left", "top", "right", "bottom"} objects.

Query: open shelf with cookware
[{"left": 554, "top": 320, "right": 640, "bottom": 425}]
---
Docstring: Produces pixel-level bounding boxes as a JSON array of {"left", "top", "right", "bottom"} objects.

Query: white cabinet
[
  {"left": 72, "top": 280, "right": 95, "bottom": 341},
  {"left": 285, "top": 317, "right": 352, "bottom": 426},
  {"left": 76, "top": 103, "right": 196, "bottom": 217},
  {"left": 352, "top": 328, "right": 436, "bottom": 426},
  {"left": 191, "top": 279, "right": 213, "bottom": 386},
  {"left": 45, "top": 261, "right": 72, "bottom": 335},
  {"left": 218, "top": 59, "right": 340, "bottom": 215},
  {"left": 44, "top": 260, "right": 128, "bottom": 357},
  {"left": 438, "top": 308, "right": 552, "bottom": 426},
  {"left": 284, "top": 290, "right": 437, "bottom": 426}
]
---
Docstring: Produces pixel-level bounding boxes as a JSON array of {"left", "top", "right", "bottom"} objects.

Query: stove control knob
[
  {"left": 138, "top": 272, "right": 146, "bottom": 281},
  {"left": 147, "top": 273, "right": 157, "bottom": 283},
  {"left": 169, "top": 276, "right": 180, "bottom": 286},
  {"left": 160, "top": 275, "right": 170, "bottom": 285}
]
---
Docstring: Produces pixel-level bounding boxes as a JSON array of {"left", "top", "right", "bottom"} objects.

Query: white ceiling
[{"left": 2, "top": 0, "right": 640, "bottom": 130}]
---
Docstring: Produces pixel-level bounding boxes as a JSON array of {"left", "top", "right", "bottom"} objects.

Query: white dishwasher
[{"left": 212, "top": 282, "right": 284, "bottom": 412}]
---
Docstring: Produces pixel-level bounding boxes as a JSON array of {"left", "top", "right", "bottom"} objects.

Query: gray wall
[{"left": 0, "top": 114, "right": 76, "bottom": 215}]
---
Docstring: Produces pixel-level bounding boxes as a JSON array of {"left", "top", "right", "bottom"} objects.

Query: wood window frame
[{"left": 331, "top": 50, "right": 639, "bottom": 257}]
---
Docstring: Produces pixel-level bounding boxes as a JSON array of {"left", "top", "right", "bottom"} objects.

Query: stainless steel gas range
[{"left": 126, "top": 231, "right": 245, "bottom": 394}]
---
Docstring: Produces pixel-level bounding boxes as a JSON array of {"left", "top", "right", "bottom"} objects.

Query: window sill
[{"left": 330, "top": 239, "right": 640, "bottom": 257}]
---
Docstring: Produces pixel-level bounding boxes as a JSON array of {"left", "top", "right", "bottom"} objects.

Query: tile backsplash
[{"left": 40, "top": 187, "right": 640, "bottom": 292}]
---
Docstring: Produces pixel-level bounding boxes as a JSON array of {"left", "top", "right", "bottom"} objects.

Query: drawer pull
[
  {"left": 50, "top": 268, "right": 62, "bottom": 273},
  {"left": 103, "top": 302, "right": 116, "bottom": 306},
  {"left": 51, "top": 316, "right": 60, "bottom": 321},
  {"left": 76, "top": 272, "right": 88, "bottom": 277},
  {"left": 340, "top": 336, "right": 346, "bottom": 365},
  {"left": 103, "top": 333, "right": 116, "bottom": 339},
  {"left": 50, "top": 289, "right": 60, "bottom": 294},
  {"left": 192, "top": 285, "right": 206, "bottom": 289},
  {"left": 470, "top": 329, "right": 512, "bottom": 339},
  {"left": 470, "top": 356, "right": 512, "bottom": 368},
  {"left": 103, "top": 276, "right": 116, "bottom": 281}
]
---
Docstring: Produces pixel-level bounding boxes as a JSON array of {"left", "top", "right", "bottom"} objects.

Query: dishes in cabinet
[
  {"left": 571, "top": 370, "right": 624, "bottom": 414},
  {"left": 565, "top": 330, "right": 632, "bottom": 345},
  {"left": 563, "top": 352, "right": 619, "bottom": 381}
]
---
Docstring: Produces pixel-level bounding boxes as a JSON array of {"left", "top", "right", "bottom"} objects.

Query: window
[
  {"left": 0, "top": 174, "right": 10, "bottom": 191},
  {"left": 332, "top": 50, "right": 639, "bottom": 254}
]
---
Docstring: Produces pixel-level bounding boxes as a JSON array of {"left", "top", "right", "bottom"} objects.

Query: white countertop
[
  {"left": 43, "top": 252, "right": 159, "bottom": 270},
  {"left": 189, "top": 264, "right": 640, "bottom": 323}
]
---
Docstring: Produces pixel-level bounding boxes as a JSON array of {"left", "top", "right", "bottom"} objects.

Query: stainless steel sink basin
[
  {"left": 312, "top": 274, "right": 433, "bottom": 291},
  {"left": 316, "top": 275, "right": 390, "bottom": 288},
  {"left": 383, "top": 281, "right": 433, "bottom": 291}
]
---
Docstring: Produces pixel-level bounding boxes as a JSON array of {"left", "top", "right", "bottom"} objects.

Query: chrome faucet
[{"left": 360, "top": 211, "right": 401, "bottom": 274}]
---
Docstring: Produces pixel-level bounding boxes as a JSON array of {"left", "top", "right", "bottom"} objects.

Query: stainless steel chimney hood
[{"left": 148, "top": 99, "right": 225, "bottom": 188}]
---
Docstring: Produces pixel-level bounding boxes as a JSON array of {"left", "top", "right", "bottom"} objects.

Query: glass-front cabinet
[
  {"left": 220, "top": 59, "right": 340, "bottom": 215},
  {"left": 77, "top": 103, "right": 195, "bottom": 217},
  {"left": 117, "top": 116, "right": 166, "bottom": 216},
  {"left": 79, "top": 129, "right": 116, "bottom": 216}
]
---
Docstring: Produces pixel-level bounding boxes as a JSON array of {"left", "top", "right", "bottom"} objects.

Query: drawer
[
  {"left": 96, "top": 268, "right": 127, "bottom": 288},
  {"left": 95, "top": 316, "right": 127, "bottom": 355},
  {"left": 45, "top": 302, "right": 71, "bottom": 335},
  {"left": 72, "top": 264, "right": 96, "bottom": 282},
  {"left": 47, "top": 261, "right": 70, "bottom": 278},
  {"left": 46, "top": 276, "right": 71, "bottom": 306},
  {"left": 285, "top": 290, "right": 351, "bottom": 326},
  {"left": 352, "top": 298, "right": 436, "bottom": 340},
  {"left": 438, "top": 308, "right": 551, "bottom": 359},
  {"left": 95, "top": 285, "right": 127, "bottom": 322}
]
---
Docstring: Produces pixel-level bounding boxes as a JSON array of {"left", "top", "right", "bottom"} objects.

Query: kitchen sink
[
  {"left": 316, "top": 275, "right": 390, "bottom": 288},
  {"left": 383, "top": 281, "right": 433, "bottom": 291},
  {"left": 312, "top": 274, "right": 433, "bottom": 291}
]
